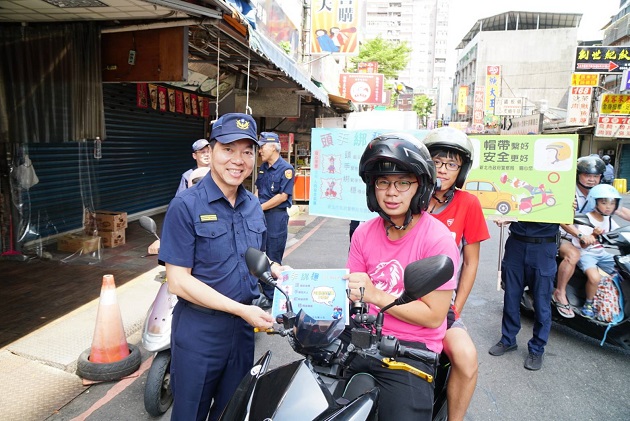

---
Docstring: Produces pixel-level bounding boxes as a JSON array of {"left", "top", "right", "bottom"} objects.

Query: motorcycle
[
  {"left": 219, "top": 247, "right": 453, "bottom": 421},
  {"left": 520, "top": 214, "right": 630, "bottom": 350},
  {"left": 138, "top": 216, "right": 177, "bottom": 416}
]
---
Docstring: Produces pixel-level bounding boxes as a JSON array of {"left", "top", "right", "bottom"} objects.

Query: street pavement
[{"left": 4, "top": 201, "right": 630, "bottom": 420}]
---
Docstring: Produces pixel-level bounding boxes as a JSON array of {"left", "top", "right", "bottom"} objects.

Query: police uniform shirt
[
  {"left": 255, "top": 156, "right": 295, "bottom": 209},
  {"left": 509, "top": 221, "right": 559, "bottom": 239},
  {"left": 158, "top": 173, "right": 266, "bottom": 304}
]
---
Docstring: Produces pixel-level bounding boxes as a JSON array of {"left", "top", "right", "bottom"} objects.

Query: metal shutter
[{"left": 25, "top": 83, "right": 206, "bottom": 240}]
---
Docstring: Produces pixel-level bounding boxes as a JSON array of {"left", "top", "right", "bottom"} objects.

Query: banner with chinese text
[{"left": 309, "top": 129, "right": 577, "bottom": 224}]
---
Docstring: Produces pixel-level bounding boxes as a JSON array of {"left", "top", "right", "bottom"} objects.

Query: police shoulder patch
[
  {"left": 199, "top": 214, "right": 218, "bottom": 222},
  {"left": 284, "top": 169, "right": 294, "bottom": 179}
]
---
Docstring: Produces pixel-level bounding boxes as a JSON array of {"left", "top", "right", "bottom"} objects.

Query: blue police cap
[
  {"left": 259, "top": 132, "right": 280, "bottom": 144},
  {"left": 211, "top": 113, "right": 258, "bottom": 145}
]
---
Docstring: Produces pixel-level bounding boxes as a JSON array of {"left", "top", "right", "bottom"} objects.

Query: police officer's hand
[
  {"left": 271, "top": 263, "right": 292, "bottom": 279},
  {"left": 346, "top": 272, "right": 377, "bottom": 303},
  {"left": 242, "top": 305, "right": 274, "bottom": 330},
  {"left": 573, "top": 197, "right": 578, "bottom": 212},
  {"left": 148, "top": 239, "right": 160, "bottom": 255}
]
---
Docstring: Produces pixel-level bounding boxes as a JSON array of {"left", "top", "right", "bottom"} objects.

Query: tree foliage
[
  {"left": 349, "top": 36, "right": 411, "bottom": 80},
  {"left": 412, "top": 95, "right": 435, "bottom": 127}
]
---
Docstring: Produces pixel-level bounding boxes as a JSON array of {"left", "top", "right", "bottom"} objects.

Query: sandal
[{"left": 552, "top": 295, "right": 575, "bottom": 318}]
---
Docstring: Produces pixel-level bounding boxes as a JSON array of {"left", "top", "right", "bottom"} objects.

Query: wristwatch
[{"left": 577, "top": 233, "right": 583, "bottom": 238}]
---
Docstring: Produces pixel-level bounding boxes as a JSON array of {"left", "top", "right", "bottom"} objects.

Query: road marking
[
  {"left": 283, "top": 218, "right": 327, "bottom": 258},
  {"left": 71, "top": 355, "right": 154, "bottom": 421}
]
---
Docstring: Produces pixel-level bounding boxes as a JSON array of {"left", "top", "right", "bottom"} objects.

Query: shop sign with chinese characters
[
  {"left": 595, "top": 116, "right": 630, "bottom": 138},
  {"left": 494, "top": 97, "right": 523, "bottom": 116},
  {"left": 599, "top": 94, "right": 630, "bottom": 115},
  {"left": 339, "top": 73, "right": 385, "bottom": 104},
  {"left": 574, "top": 46, "right": 630, "bottom": 73},
  {"left": 566, "top": 87, "right": 593, "bottom": 126},
  {"left": 570, "top": 73, "right": 599, "bottom": 87}
]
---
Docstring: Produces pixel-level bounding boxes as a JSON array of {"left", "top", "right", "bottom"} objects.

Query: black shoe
[
  {"left": 524, "top": 352, "right": 544, "bottom": 371},
  {"left": 488, "top": 341, "right": 517, "bottom": 356}
]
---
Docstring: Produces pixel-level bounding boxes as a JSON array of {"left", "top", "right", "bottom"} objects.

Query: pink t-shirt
[{"left": 347, "top": 212, "right": 459, "bottom": 353}]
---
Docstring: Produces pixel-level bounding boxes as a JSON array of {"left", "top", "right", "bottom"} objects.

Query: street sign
[{"left": 574, "top": 46, "right": 630, "bottom": 74}]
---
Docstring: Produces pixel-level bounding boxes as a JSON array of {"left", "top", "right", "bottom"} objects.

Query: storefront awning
[
  {"left": 328, "top": 93, "right": 356, "bottom": 113},
  {"left": 249, "top": 30, "right": 329, "bottom": 107}
]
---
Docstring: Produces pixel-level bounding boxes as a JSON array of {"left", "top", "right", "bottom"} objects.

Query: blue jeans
[{"left": 500, "top": 237, "right": 556, "bottom": 355}]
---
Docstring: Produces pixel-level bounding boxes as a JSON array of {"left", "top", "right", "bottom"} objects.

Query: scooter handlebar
[{"left": 397, "top": 344, "right": 440, "bottom": 366}]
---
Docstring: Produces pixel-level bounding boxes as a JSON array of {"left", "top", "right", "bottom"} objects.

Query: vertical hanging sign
[
  {"left": 484, "top": 65, "right": 501, "bottom": 126},
  {"left": 311, "top": 0, "right": 360, "bottom": 54},
  {"left": 566, "top": 87, "right": 593, "bottom": 126}
]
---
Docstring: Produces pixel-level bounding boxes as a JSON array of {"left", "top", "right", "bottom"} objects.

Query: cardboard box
[
  {"left": 95, "top": 211, "right": 128, "bottom": 232},
  {"left": 100, "top": 230, "right": 126, "bottom": 248},
  {"left": 58, "top": 234, "right": 100, "bottom": 253}
]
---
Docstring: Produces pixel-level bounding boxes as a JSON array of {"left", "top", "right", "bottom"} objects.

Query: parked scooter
[
  {"left": 219, "top": 248, "right": 453, "bottom": 421},
  {"left": 139, "top": 216, "right": 176, "bottom": 416},
  {"left": 520, "top": 214, "right": 630, "bottom": 349}
]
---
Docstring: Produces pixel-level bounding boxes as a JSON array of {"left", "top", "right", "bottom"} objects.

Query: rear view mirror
[{"left": 396, "top": 255, "right": 454, "bottom": 305}]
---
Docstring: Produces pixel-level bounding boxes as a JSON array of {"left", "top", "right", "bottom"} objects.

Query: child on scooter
[{"left": 571, "top": 184, "right": 621, "bottom": 318}]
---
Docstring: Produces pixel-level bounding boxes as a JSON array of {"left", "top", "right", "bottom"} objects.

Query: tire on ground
[
  {"left": 76, "top": 344, "right": 142, "bottom": 382},
  {"left": 144, "top": 350, "right": 173, "bottom": 416}
]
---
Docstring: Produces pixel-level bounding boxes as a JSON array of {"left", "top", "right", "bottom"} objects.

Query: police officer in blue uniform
[
  {"left": 255, "top": 132, "right": 295, "bottom": 300},
  {"left": 489, "top": 221, "right": 559, "bottom": 371},
  {"left": 159, "top": 113, "right": 275, "bottom": 421}
]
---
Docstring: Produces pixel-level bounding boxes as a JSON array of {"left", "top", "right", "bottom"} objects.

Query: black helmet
[
  {"left": 422, "top": 127, "right": 474, "bottom": 189},
  {"left": 359, "top": 133, "right": 436, "bottom": 216},
  {"left": 602, "top": 155, "right": 611, "bottom": 164},
  {"left": 576, "top": 156, "right": 605, "bottom": 176}
]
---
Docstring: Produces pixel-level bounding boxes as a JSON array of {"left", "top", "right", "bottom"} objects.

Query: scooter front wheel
[{"left": 144, "top": 349, "right": 173, "bottom": 416}]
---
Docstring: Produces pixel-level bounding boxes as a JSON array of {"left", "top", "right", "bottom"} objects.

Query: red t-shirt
[{"left": 430, "top": 190, "right": 490, "bottom": 248}]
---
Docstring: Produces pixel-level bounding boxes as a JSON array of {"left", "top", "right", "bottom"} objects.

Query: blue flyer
[{"left": 271, "top": 269, "right": 350, "bottom": 325}]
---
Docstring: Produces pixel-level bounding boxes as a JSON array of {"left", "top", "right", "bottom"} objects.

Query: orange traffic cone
[{"left": 88, "top": 274, "right": 130, "bottom": 363}]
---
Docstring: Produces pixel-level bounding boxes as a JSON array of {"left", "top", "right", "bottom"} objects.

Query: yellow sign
[
  {"left": 599, "top": 94, "right": 630, "bottom": 115},
  {"left": 457, "top": 86, "right": 468, "bottom": 114},
  {"left": 571, "top": 73, "right": 599, "bottom": 87}
]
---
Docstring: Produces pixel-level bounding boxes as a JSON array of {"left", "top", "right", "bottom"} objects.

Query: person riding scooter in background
[
  {"left": 346, "top": 133, "right": 459, "bottom": 420},
  {"left": 553, "top": 156, "right": 606, "bottom": 318},
  {"left": 554, "top": 155, "right": 630, "bottom": 317},
  {"left": 602, "top": 155, "right": 615, "bottom": 185},
  {"left": 571, "top": 184, "right": 622, "bottom": 318},
  {"left": 423, "top": 127, "right": 490, "bottom": 421}
]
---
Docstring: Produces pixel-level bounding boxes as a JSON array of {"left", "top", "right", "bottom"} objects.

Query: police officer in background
[
  {"left": 489, "top": 221, "right": 559, "bottom": 371},
  {"left": 255, "top": 132, "right": 295, "bottom": 301}
]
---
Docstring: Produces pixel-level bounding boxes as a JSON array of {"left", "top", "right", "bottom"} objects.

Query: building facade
[{"left": 363, "top": 0, "right": 450, "bottom": 119}]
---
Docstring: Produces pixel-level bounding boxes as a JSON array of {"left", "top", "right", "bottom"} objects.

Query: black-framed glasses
[
  {"left": 374, "top": 179, "right": 418, "bottom": 192},
  {"left": 432, "top": 160, "right": 461, "bottom": 171}
]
